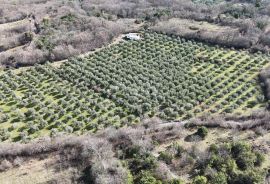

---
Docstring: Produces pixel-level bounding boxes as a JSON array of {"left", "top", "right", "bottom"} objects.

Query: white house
[{"left": 125, "top": 33, "right": 141, "bottom": 40}]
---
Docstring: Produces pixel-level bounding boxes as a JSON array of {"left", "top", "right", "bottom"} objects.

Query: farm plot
[{"left": 0, "top": 32, "right": 269, "bottom": 141}]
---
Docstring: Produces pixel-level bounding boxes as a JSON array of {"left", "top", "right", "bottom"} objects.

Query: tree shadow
[
  {"left": 78, "top": 166, "right": 94, "bottom": 184},
  {"left": 184, "top": 134, "right": 203, "bottom": 142}
]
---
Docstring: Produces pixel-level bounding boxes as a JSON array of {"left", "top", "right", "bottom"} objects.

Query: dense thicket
[
  {"left": 193, "top": 142, "right": 266, "bottom": 184},
  {"left": 0, "top": 0, "right": 269, "bottom": 68},
  {"left": 0, "top": 0, "right": 137, "bottom": 68},
  {"left": 0, "top": 118, "right": 268, "bottom": 183}
]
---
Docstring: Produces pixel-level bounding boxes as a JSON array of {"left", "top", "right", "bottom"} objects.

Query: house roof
[{"left": 125, "top": 33, "right": 141, "bottom": 40}]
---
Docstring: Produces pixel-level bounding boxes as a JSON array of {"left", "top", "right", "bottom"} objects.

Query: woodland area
[
  {"left": 0, "top": 0, "right": 269, "bottom": 68},
  {"left": 1, "top": 116, "right": 270, "bottom": 184}
]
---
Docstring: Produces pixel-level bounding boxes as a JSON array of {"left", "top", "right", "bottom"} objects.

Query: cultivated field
[{"left": 0, "top": 32, "right": 269, "bottom": 141}]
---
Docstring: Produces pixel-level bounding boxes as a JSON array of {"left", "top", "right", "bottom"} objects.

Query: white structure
[{"left": 125, "top": 33, "right": 141, "bottom": 40}]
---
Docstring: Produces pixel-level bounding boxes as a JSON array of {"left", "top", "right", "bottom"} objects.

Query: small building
[{"left": 125, "top": 33, "right": 141, "bottom": 40}]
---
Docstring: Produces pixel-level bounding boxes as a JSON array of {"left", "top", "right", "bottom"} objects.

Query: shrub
[
  {"left": 171, "top": 142, "right": 185, "bottom": 157},
  {"left": 231, "top": 142, "right": 251, "bottom": 157},
  {"left": 235, "top": 151, "right": 256, "bottom": 170},
  {"left": 254, "top": 126, "right": 267, "bottom": 136},
  {"left": 125, "top": 145, "right": 141, "bottom": 158},
  {"left": 254, "top": 152, "right": 265, "bottom": 167},
  {"left": 0, "top": 129, "right": 10, "bottom": 141},
  {"left": 166, "top": 179, "right": 184, "bottom": 184},
  {"left": 137, "top": 171, "right": 161, "bottom": 184},
  {"left": 130, "top": 152, "right": 157, "bottom": 173},
  {"left": 209, "top": 144, "right": 218, "bottom": 154},
  {"left": 211, "top": 172, "right": 227, "bottom": 184},
  {"left": 231, "top": 142, "right": 258, "bottom": 170},
  {"left": 158, "top": 151, "right": 173, "bottom": 164},
  {"left": 196, "top": 126, "right": 208, "bottom": 139},
  {"left": 0, "top": 159, "right": 12, "bottom": 171},
  {"left": 192, "top": 176, "right": 207, "bottom": 184},
  {"left": 230, "top": 170, "right": 266, "bottom": 184}
]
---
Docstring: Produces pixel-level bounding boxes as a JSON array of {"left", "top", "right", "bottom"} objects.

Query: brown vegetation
[
  {"left": 0, "top": 118, "right": 186, "bottom": 183},
  {"left": 0, "top": 0, "right": 139, "bottom": 68},
  {"left": 185, "top": 109, "right": 270, "bottom": 130},
  {"left": 0, "top": 0, "right": 270, "bottom": 68},
  {"left": 151, "top": 18, "right": 256, "bottom": 49},
  {"left": 1, "top": 115, "right": 270, "bottom": 183}
]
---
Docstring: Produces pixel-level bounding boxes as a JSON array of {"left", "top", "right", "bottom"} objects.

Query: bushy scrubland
[
  {"left": 185, "top": 109, "right": 270, "bottom": 131},
  {"left": 0, "top": 0, "right": 137, "bottom": 68},
  {"left": 192, "top": 142, "right": 266, "bottom": 184},
  {"left": 0, "top": 118, "right": 184, "bottom": 183},
  {"left": 0, "top": 0, "right": 270, "bottom": 68},
  {"left": 0, "top": 117, "right": 269, "bottom": 183}
]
